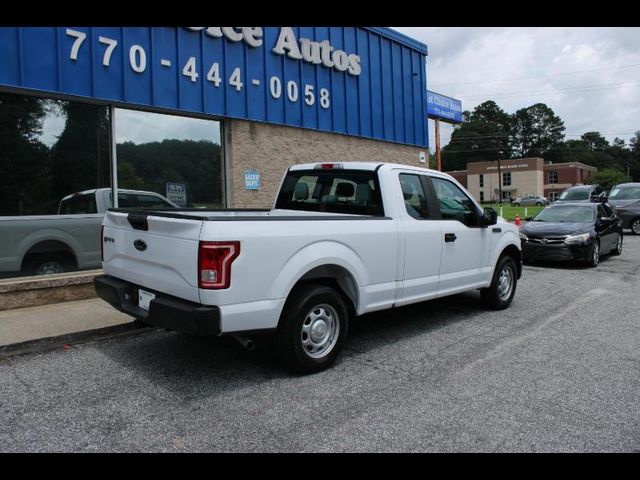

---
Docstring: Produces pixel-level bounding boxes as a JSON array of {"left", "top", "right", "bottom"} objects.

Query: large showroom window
[
  {"left": 0, "top": 91, "right": 224, "bottom": 280},
  {"left": 0, "top": 92, "right": 110, "bottom": 278},
  {"left": 114, "top": 108, "right": 224, "bottom": 209}
]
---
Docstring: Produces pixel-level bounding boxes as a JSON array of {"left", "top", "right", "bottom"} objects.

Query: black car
[
  {"left": 607, "top": 183, "right": 640, "bottom": 235},
  {"left": 520, "top": 202, "right": 623, "bottom": 267},
  {"left": 555, "top": 184, "right": 605, "bottom": 203}
]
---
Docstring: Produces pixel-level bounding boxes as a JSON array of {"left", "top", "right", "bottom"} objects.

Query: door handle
[{"left": 444, "top": 233, "right": 457, "bottom": 243}]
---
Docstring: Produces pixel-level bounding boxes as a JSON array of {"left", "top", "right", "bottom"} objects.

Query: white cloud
[{"left": 394, "top": 27, "right": 640, "bottom": 150}]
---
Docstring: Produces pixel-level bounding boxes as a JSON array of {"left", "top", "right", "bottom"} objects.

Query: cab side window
[
  {"left": 399, "top": 174, "right": 430, "bottom": 220},
  {"left": 430, "top": 177, "right": 480, "bottom": 227}
]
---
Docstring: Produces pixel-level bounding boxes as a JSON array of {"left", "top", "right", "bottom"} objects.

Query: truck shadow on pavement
[{"left": 95, "top": 290, "right": 485, "bottom": 392}]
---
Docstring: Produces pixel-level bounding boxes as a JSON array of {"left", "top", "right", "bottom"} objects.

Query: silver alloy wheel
[
  {"left": 592, "top": 242, "right": 600, "bottom": 265},
  {"left": 497, "top": 265, "right": 514, "bottom": 302},
  {"left": 301, "top": 303, "right": 340, "bottom": 359},
  {"left": 36, "top": 261, "right": 65, "bottom": 275},
  {"left": 633, "top": 220, "right": 640, "bottom": 235}
]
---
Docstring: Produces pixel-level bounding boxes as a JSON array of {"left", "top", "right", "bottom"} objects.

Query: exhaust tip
[{"left": 232, "top": 334, "right": 256, "bottom": 352}]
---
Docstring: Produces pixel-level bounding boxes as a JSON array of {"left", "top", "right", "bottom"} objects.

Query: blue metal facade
[{"left": 0, "top": 27, "right": 429, "bottom": 147}]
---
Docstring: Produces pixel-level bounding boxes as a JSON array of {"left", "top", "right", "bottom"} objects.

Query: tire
[
  {"left": 536, "top": 202, "right": 543, "bottom": 206},
  {"left": 481, "top": 255, "right": 518, "bottom": 310},
  {"left": 513, "top": 202, "right": 520, "bottom": 207},
  {"left": 586, "top": 240, "right": 600, "bottom": 268},
  {"left": 23, "top": 253, "right": 73, "bottom": 276},
  {"left": 611, "top": 234, "right": 623, "bottom": 256},
  {"left": 275, "top": 283, "right": 350, "bottom": 374},
  {"left": 631, "top": 218, "right": 640, "bottom": 235}
]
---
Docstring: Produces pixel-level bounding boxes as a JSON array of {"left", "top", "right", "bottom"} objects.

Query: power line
[
  {"left": 429, "top": 131, "right": 638, "bottom": 141},
  {"left": 459, "top": 81, "right": 640, "bottom": 100},
  {"left": 429, "top": 63, "right": 640, "bottom": 88}
]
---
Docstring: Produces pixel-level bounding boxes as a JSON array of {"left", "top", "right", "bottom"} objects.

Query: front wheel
[
  {"left": 481, "top": 255, "right": 518, "bottom": 310},
  {"left": 275, "top": 283, "right": 350, "bottom": 374},
  {"left": 611, "top": 234, "right": 623, "bottom": 256},
  {"left": 631, "top": 218, "right": 640, "bottom": 235},
  {"left": 587, "top": 240, "right": 600, "bottom": 268}
]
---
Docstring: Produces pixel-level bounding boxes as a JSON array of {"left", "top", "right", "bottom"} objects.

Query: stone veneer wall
[
  {"left": 0, "top": 271, "right": 101, "bottom": 311},
  {"left": 226, "top": 119, "right": 427, "bottom": 208}
]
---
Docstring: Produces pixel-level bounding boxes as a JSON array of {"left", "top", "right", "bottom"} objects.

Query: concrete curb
[{"left": 0, "top": 323, "right": 156, "bottom": 359}]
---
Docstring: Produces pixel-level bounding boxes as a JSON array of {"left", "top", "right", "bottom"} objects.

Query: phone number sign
[{"left": 0, "top": 27, "right": 429, "bottom": 147}]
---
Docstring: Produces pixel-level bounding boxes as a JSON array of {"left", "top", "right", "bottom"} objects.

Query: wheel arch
[
  {"left": 21, "top": 240, "right": 78, "bottom": 271},
  {"left": 287, "top": 264, "right": 359, "bottom": 315},
  {"left": 498, "top": 243, "right": 522, "bottom": 279}
]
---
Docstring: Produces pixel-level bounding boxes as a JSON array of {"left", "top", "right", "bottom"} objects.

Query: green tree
[
  {"left": 588, "top": 168, "right": 631, "bottom": 190},
  {"left": 0, "top": 93, "right": 51, "bottom": 215},
  {"left": 581, "top": 131, "right": 609, "bottom": 151},
  {"left": 511, "top": 103, "right": 565, "bottom": 157},
  {"left": 49, "top": 102, "right": 110, "bottom": 201},
  {"left": 629, "top": 131, "right": 640, "bottom": 153},
  {"left": 442, "top": 101, "right": 512, "bottom": 171}
]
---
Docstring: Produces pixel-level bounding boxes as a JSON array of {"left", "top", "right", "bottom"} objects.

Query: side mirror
[
  {"left": 525, "top": 216, "right": 533, "bottom": 222},
  {"left": 483, "top": 207, "right": 498, "bottom": 226}
]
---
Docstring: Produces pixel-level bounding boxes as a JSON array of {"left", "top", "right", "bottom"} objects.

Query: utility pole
[
  {"left": 497, "top": 157, "right": 503, "bottom": 204},
  {"left": 435, "top": 119, "right": 442, "bottom": 171}
]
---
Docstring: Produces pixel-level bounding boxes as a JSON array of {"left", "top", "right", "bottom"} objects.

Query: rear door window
[{"left": 58, "top": 194, "right": 98, "bottom": 214}]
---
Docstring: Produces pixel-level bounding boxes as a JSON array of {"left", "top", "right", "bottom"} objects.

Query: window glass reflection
[
  {"left": 0, "top": 92, "right": 110, "bottom": 278},
  {"left": 115, "top": 109, "right": 224, "bottom": 209}
]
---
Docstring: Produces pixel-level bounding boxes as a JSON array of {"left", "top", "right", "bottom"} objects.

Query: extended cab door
[
  {"left": 394, "top": 171, "right": 442, "bottom": 306},
  {"left": 425, "top": 176, "right": 492, "bottom": 296}
]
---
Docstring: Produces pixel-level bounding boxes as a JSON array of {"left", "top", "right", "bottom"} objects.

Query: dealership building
[
  {"left": 447, "top": 158, "right": 597, "bottom": 203},
  {"left": 0, "top": 26, "right": 431, "bottom": 308}
]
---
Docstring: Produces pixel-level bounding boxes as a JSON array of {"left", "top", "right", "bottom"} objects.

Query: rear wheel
[
  {"left": 536, "top": 202, "right": 543, "bottom": 206},
  {"left": 275, "top": 283, "right": 350, "bottom": 374},
  {"left": 631, "top": 218, "right": 640, "bottom": 235},
  {"left": 587, "top": 240, "right": 600, "bottom": 267},
  {"left": 23, "top": 253, "right": 73, "bottom": 276},
  {"left": 513, "top": 202, "right": 520, "bottom": 207},
  {"left": 481, "top": 255, "right": 518, "bottom": 310}
]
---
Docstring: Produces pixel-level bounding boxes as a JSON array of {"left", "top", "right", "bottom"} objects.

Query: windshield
[
  {"left": 609, "top": 186, "right": 640, "bottom": 200},
  {"left": 559, "top": 189, "right": 589, "bottom": 200},
  {"left": 533, "top": 206, "right": 595, "bottom": 223}
]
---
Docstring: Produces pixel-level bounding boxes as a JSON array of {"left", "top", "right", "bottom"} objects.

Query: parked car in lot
[
  {"left": 520, "top": 202, "right": 623, "bottom": 267},
  {"left": 555, "top": 184, "right": 606, "bottom": 203},
  {"left": 95, "top": 162, "right": 523, "bottom": 373},
  {"left": 511, "top": 194, "right": 548, "bottom": 206},
  {"left": 607, "top": 182, "right": 640, "bottom": 235},
  {"left": 0, "top": 188, "right": 178, "bottom": 277}
]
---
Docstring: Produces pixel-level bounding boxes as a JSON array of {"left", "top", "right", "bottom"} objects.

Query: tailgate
[{"left": 102, "top": 210, "right": 204, "bottom": 303}]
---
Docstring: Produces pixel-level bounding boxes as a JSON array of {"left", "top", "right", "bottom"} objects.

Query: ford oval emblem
[{"left": 134, "top": 239, "right": 147, "bottom": 252}]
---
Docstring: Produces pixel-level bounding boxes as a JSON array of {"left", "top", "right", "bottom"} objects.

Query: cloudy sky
[{"left": 393, "top": 27, "right": 640, "bottom": 152}]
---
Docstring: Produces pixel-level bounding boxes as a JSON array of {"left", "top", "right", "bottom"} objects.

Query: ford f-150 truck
[
  {"left": 95, "top": 162, "right": 522, "bottom": 373},
  {"left": 0, "top": 189, "right": 178, "bottom": 277}
]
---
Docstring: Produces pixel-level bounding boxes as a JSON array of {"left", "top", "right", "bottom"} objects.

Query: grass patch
[{"left": 484, "top": 203, "right": 545, "bottom": 221}]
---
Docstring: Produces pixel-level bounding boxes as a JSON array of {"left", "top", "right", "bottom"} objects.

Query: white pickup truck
[
  {"left": 0, "top": 188, "right": 178, "bottom": 277},
  {"left": 95, "top": 162, "right": 522, "bottom": 373}
]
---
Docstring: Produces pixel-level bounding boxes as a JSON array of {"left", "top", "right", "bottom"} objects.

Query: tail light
[
  {"left": 100, "top": 225, "right": 104, "bottom": 261},
  {"left": 198, "top": 241, "right": 240, "bottom": 289}
]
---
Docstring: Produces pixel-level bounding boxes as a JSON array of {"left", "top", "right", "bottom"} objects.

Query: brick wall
[{"left": 227, "top": 119, "right": 427, "bottom": 208}]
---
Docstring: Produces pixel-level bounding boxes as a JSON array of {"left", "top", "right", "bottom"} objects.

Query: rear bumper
[{"left": 94, "top": 275, "right": 221, "bottom": 336}]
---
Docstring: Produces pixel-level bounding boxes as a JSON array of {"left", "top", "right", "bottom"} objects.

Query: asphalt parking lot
[{"left": 1, "top": 235, "right": 639, "bottom": 453}]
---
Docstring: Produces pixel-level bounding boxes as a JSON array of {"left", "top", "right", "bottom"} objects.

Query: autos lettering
[{"left": 187, "top": 27, "right": 362, "bottom": 76}]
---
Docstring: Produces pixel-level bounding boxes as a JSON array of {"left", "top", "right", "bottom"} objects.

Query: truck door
[
  {"left": 426, "top": 176, "right": 492, "bottom": 297},
  {"left": 394, "top": 172, "right": 442, "bottom": 307}
]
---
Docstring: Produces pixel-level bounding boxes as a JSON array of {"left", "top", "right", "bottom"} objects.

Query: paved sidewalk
[{"left": 0, "top": 298, "right": 133, "bottom": 348}]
